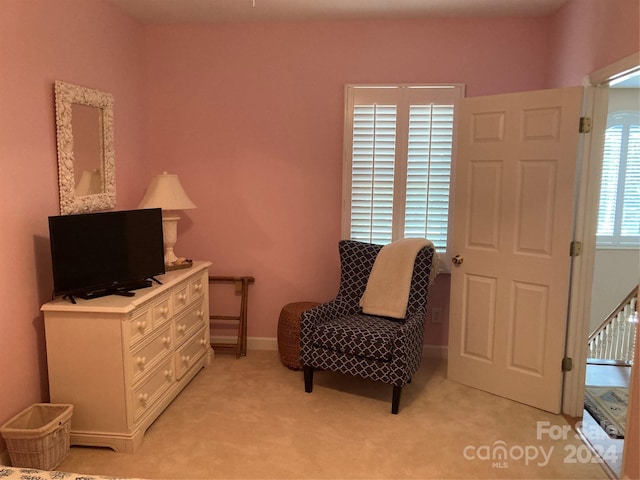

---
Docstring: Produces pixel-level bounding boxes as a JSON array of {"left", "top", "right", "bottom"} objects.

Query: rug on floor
[{"left": 584, "top": 385, "right": 628, "bottom": 439}]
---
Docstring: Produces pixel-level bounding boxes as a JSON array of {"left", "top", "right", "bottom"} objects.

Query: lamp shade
[{"left": 138, "top": 172, "right": 196, "bottom": 210}]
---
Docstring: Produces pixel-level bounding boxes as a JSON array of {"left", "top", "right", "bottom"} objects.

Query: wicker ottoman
[{"left": 278, "top": 301, "right": 320, "bottom": 370}]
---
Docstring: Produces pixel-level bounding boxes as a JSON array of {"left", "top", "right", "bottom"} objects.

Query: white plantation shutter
[
  {"left": 622, "top": 125, "right": 640, "bottom": 236},
  {"left": 350, "top": 104, "right": 397, "bottom": 244},
  {"left": 597, "top": 112, "right": 640, "bottom": 246},
  {"left": 343, "top": 84, "right": 463, "bottom": 264},
  {"left": 404, "top": 104, "right": 454, "bottom": 251},
  {"left": 598, "top": 125, "right": 621, "bottom": 237}
]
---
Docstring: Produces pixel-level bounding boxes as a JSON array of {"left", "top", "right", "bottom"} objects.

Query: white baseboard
[
  {"left": 424, "top": 344, "right": 448, "bottom": 359},
  {"left": 211, "top": 336, "right": 278, "bottom": 351},
  {"left": 247, "top": 337, "right": 278, "bottom": 351},
  {"left": 212, "top": 336, "right": 448, "bottom": 358}
]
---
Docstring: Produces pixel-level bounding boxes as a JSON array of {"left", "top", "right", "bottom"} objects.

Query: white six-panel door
[{"left": 447, "top": 87, "right": 583, "bottom": 413}]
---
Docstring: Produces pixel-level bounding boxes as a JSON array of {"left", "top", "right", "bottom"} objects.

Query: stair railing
[{"left": 587, "top": 285, "right": 638, "bottom": 364}]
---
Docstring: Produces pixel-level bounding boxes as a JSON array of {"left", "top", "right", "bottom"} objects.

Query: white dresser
[{"left": 41, "top": 261, "right": 212, "bottom": 453}]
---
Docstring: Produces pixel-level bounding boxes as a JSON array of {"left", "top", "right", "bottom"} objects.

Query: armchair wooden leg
[
  {"left": 304, "top": 366, "right": 314, "bottom": 393},
  {"left": 391, "top": 385, "right": 402, "bottom": 414}
]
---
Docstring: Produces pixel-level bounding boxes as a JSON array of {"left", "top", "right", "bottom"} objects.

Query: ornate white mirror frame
[{"left": 54, "top": 80, "right": 115, "bottom": 215}]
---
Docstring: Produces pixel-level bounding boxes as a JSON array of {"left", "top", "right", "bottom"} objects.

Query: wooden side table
[{"left": 209, "top": 276, "right": 254, "bottom": 358}]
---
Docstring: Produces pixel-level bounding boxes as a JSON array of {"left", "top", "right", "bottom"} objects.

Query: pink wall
[
  {"left": 143, "top": 17, "right": 552, "bottom": 341},
  {"left": 0, "top": 0, "right": 638, "bottom": 459},
  {"left": 0, "top": 0, "right": 146, "bottom": 451},
  {"left": 548, "top": 0, "right": 640, "bottom": 87}
]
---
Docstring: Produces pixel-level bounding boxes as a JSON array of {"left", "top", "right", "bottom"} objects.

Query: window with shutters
[
  {"left": 342, "top": 84, "right": 464, "bottom": 268},
  {"left": 596, "top": 111, "right": 640, "bottom": 247}
]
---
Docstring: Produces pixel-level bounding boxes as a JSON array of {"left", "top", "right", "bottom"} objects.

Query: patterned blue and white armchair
[{"left": 300, "top": 239, "right": 437, "bottom": 414}]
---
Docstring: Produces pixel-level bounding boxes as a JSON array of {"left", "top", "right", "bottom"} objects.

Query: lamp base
[{"left": 161, "top": 212, "right": 190, "bottom": 267}]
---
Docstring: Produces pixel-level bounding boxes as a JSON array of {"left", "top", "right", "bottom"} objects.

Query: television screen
[{"left": 48, "top": 208, "right": 166, "bottom": 300}]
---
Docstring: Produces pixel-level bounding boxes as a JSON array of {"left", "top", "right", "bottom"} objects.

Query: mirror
[{"left": 54, "top": 81, "right": 115, "bottom": 214}]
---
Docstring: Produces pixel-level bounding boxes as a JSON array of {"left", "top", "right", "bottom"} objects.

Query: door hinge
[
  {"left": 570, "top": 241, "right": 582, "bottom": 257},
  {"left": 562, "top": 357, "right": 573, "bottom": 372},
  {"left": 579, "top": 117, "right": 592, "bottom": 133}
]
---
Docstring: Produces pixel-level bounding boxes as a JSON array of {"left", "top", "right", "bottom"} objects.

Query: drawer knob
[
  {"left": 136, "top": 320, "right": 148, "bottom": 331},
  {"left": 177, "top": 324, "right": 187, "bottom": 333},
  {"left": 164, "top": 369, "right": 173, "bottom": 379},
  {"left": 138, "top": 393, "right": 149, "bottom": 403},
  {"left": 197, "top": 310, "right": 204, "bottom": 318},
  {"left": 161, "top": 306, "right": 169, "bottom": 316},
  {"left": 178, "top": 293, "right": 187, "bottom": 302},
  {"left": 194, "top": 283, "right": 202, "bottom": 292},
  {"left": 162, "top": 336, "right": 171, "bottom": 346},
  {"left": 199, "top": 338, "right": 207, "bottom": 346},
  {"left": 136, "top": 356, "right": 147, "bottom": 366},
  {"left": 181, "top": 355, "right": 191, "bottom": 364}
]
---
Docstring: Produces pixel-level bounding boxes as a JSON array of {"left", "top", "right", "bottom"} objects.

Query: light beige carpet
[{"left": 57, "top": 351, "right": 608, "bottom": 479}]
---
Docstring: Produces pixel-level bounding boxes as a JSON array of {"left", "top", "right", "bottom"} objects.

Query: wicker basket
[
  {"left": 0, "top": 403, "right": 73, "bottom": 470},
  {"left": 278, "top": 301, "right": 320, "bottom": 370}
]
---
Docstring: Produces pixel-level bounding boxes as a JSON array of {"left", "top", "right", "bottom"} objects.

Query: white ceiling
[{"left": 109, "top": 0, "right": 569, "bottom": 24}]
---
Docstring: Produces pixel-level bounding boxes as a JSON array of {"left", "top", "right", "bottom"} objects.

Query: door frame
[{"left": 562, "top": 52, "right": 640, "bottom": 417}]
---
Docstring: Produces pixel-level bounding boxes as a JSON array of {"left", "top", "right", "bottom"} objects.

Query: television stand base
[
  {"left": 114, "top": 290, "right": 135, "bottom": 297},
  {"left": 66, "top": 279, "right": 154, "bottom": 303},
  {"left": 63, "top": 294, "right": 78, "bottom": 304},
  {"left": 114, "top": 279, "right": 153, "bottom": 295}
]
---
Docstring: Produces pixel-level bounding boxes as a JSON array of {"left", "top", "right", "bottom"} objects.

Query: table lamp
[{"left": 138, "top": 172, "right": 196, "bottom": 267}]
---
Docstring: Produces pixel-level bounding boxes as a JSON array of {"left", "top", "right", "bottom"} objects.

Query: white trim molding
[{"left": 563, "top": 52, "right": 640, "bottom": 417}]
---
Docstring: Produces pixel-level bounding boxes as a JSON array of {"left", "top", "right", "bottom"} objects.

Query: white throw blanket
[{"left": 359, "top": 238, "right": 437, "bottom": 319}]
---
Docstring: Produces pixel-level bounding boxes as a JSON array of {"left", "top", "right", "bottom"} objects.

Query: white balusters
[{"left": 588, "top": 286, "right": 637, "bottom": 363}]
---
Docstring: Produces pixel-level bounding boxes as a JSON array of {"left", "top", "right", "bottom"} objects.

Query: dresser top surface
[{"left": 41, "top": 261, "right": 211, "bottom": 314}]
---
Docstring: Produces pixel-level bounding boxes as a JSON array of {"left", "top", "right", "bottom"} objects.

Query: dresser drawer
[
  {"left": 175, "top": 327, "right": 208, "bottom": 379},
  {"left": 174, "top": 300, "right": 205, "bottom": 347},
  {"left": 190, "top": 273, "right": 206, "bottom": 301},
  {"left": 173, "top": 280, "right": 190, "bottom": 315},
  {"left": 152, "top": 295, "right": 172, "bottom": 328},
  {"left": 130, "top": 324, "right": 172, "bottom": 385},
  {"left": 129, "top": 307, "right": 152, "bottom": 344},
  {"left": 132, "top": 357, "right": 175, "bottom": 423},
  {"left": 128, "top": 293, "right": 172, "bottom": 347}
]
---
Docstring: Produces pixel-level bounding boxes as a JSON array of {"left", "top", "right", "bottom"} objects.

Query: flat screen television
[{"left": 48, "top": 208, "right": 166, "bottom": 301}]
